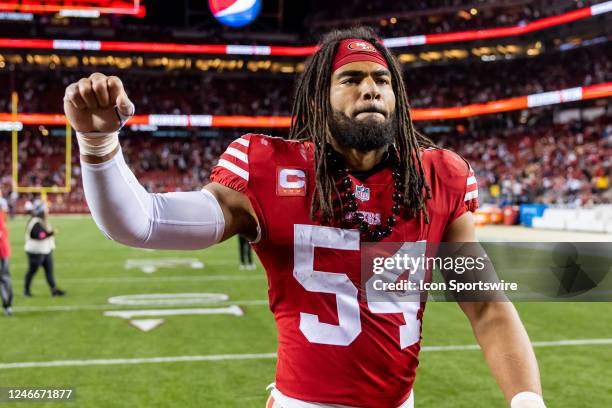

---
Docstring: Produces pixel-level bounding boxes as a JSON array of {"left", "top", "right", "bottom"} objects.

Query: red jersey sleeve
[
  {"left": 209, "top": 134, "right": 252, "bottom": 193},
  {"left": 445, "top": 152, "right": 479, "bottom": 224},
  {"left": 425, "top": 148, "right": 480, "bottom": 226}
]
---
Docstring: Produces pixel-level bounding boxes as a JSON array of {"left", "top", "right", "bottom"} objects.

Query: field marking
[
  {"left": 108, "top": 293, "right": 229, "bottom": 306},
  {"left": 125, "top": 258, "right": 205, "bottom": 273},
  {"left": 52, "top": 274, "right": 265, "bottom": 284},
  {"left": 1, "top": 339, "right": 611, "bottom": 370},
  {"left": 104, "top": 306, "right": 244, "bottom": 319},
  {"left": 13, "top": 299, "right": 269, "bottom": 313},
  {"left": 421, "top": 338, "right": 612, "bottom": 351},
  {"left": 129, "top": 319, "right": 165, "bottom": 332}
]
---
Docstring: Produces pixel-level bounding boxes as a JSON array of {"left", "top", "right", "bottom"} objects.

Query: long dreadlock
[{"left": 289, "top": 26, "right": 436, "bottom": 225}]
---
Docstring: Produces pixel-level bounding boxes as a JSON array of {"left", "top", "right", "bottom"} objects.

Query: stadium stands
[
  {"left": 1, "top": 42, "right": 609, "bottom": 115},
  {"left": 306, "top": 0, "right": 607, "bottom": 39},
  {"left": 0, "top": 0, "right": 610, "bottom": 233}
]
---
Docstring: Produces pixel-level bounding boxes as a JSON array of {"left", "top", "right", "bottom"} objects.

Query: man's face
[{"left": 329, "top": 60, "right": 397, "bottom": 152}]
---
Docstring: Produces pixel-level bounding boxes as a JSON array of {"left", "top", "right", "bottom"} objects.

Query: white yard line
[
  {"left": 1, "top": 339, "right": 611, "bottom": 370},
  {"left": 13, "top": 299, "right": 269, "bottom": 313},
  {"left": 31, "top": 274, "right": 265, "bottom": 284},
  {"left": 104, "top": 306, "right": 244, "bottom": 319}
]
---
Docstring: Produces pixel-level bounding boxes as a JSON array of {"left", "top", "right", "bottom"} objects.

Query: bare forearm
[{"left": 470, "top": 302, "right": 542, "bottom": 404}]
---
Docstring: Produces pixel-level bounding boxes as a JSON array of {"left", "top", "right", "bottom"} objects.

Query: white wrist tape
[
  {"left": 510, "top": 392, "right": 546, "bottom": 408},
  {"left": 76, "top": 131, "right": 119, "bottom": 157}
]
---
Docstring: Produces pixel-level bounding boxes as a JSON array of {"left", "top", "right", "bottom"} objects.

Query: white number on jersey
[{"left": 293, "top": 224, "right": 423, "bottom": 349}]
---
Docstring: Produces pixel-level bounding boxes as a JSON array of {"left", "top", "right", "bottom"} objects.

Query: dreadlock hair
[{"left": 289, "top": 26, "right": 436, "bottom": 225}]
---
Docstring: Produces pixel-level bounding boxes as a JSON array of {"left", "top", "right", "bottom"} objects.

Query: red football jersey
[
  {"left": 0, "top": 209, "right": 11, "bottom": 258},
  {"left": 210, "top": 134, "right": 478, "bottom": 407}
]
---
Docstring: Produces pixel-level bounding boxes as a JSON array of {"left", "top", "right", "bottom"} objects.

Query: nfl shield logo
[{"left": 355, "top": 185, "right": 370, "bottom": 202}]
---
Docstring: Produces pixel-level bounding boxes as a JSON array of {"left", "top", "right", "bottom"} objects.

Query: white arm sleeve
[{"left": 81, "top": 150, "right": 225, "bottom": 250}]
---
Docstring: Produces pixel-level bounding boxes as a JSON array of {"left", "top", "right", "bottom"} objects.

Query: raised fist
[{"left": 63, "top": 73, "right": 134, "bottom": 133}]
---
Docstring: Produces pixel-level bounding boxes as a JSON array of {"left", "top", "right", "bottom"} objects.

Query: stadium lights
[
  {"left": 58, "top": 9, "right": 101, "bottom": 18},
  {"left": 0, "top": 41, "right": 563, "bottom": 71},
  {"left": 0, "top": 11, "right": 33, "bottom": 20},
  {"left": 2, "top": 82, "right": 610, "bottom": 128},
  {"left": 0, "top": 0, "right": 146, "bottom": 17},
  {"left": 0, "top": 121, "right": 22, "bottom": 131},
  {"left": 0, "top": 1, "right": 610, "bottom": 56}
]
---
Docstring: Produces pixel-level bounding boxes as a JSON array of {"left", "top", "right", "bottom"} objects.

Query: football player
[
  {"left": 0, "top": 189, "right": 12, "bottom": 316},
  {"left": 63, "top": 27, "right": 545, "bottom": 408}
]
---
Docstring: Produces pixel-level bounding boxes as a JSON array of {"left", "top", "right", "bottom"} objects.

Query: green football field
[{"left": 1, "top": 215, "right": 611, "bottom": 407}]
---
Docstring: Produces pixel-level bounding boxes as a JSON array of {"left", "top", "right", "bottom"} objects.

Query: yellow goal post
[{"left": 9, "top": 91, "right": 72, "bottom": 204}]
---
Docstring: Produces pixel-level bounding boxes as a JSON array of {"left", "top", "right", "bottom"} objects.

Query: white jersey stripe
[
  {"left": 218, "top": 159, "right": 249, "bottom": 181},
  {"left": 225, "top": 147, "right": 249, "bottom": 164},
  {"left": 466, "top": 176, "right": 477, "bottom": 186},
  {"left": 464, "top": 190, "right": 478, "bottom": 201},
  {"left": 235, "top": 138, "right": 250, "bottom": 147}
]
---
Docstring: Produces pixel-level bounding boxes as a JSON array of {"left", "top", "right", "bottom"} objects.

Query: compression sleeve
[{"left": 80, "top": 149, "right": 225, "bottom": 250}]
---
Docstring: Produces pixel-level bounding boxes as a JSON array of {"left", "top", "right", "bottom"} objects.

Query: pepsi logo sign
[{"left": 209, "top": 0, "right": 262, "bottom": 28}]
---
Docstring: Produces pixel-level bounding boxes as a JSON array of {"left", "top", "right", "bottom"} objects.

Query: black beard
[{"left": 329, "top": 110, "right": 396, "bottom": 152}]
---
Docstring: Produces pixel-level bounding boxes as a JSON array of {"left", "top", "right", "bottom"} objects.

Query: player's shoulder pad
[
  {"left": 421, "top": 147, "right": 474, "bottom": 191},
  {"left": 243, "top": 133, "right": 309, "bottom": 163}
]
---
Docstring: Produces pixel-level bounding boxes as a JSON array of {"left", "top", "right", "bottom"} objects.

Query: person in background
[
  {"left": 23, "top": 202, "right": 65, "bottom": 297},
  {"left": 238, "top": 235, "right": 255, "bottom": 270},
  {"left": 0, "top": 190, "right": 13, "bottom": 316}
]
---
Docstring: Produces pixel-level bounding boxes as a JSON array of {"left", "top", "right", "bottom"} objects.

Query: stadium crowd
[
  {"left": 1, "top": 43, "right": 609, "bottom": 116},
  {"left": 308, "top": 0, "right": 606, "bottom": 38},
  {"left": 438, "top": 115, "right": 612, "bottom": 207},
  {"left": 1, "top": 111, "right": 610, "bottom": 214},
  {"left": 3, "top": 0, "right": 603, "bottom": 45}
]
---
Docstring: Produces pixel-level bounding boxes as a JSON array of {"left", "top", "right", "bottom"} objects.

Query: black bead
[
  {"left": 344, "top": 192, "right": 355, "bottom": 200},
  {"left": 392, "top": 204, "right": 401, "bottom": 215},
  {"left": 342, "top": 177, "right": 352, "bottom": 188},
  {"left": 387, "top": 215, "right": 397, "bottom": 226},
  {"left": 352, "top": 212, "right": 364, "bottom": 223},
  {"left": 347, "top": 201, "right": 358, "bottom": 212},
  {"left": 336, "top": 167, "right": 348, "bottom": 176},
  {"left": 382, "top": 226, "right": 392, "bottom": 237},
  {"left": 394, "top": 181, "right": 403, "bottom": 190},
  {"left": 393, "top": 191, "right": 403, "bottom": 202},
  {"left": 392, "top": 171, "right": 401, "bottom": 180},
  {"left": 342, "top": 219, "right": 354, "bottom": 228},
  {"left": 359, "top": 221, "right": 370, "bottom": 233},
  {"left": 370, "top": 229, "right": 383, "bottom": 241}
]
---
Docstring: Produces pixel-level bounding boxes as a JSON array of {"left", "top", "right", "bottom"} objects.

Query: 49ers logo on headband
[
  {"left": 347, "top": 41, "right": 377, "bottom": 52},
  {"left": 332, "top": 38, "right": 388, "bottom": 71}
]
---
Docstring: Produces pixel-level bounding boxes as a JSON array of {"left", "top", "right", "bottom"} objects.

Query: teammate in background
[
  {"left": 64, "top": 27, "right": 545, "bottom": 408},
  {"left": 0, "top": 190, "right": 13, "bottom": 316},
  {"left": 238, "top": 235, "right": 255, "bottom": 270},
  {"left": 23, "top": 202, "right": 65, "bottom": 297}
]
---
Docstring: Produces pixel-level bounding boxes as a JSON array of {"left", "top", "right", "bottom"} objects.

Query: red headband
[{"left": 332, "top": 38, "right": 388, "bottom": 72}]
